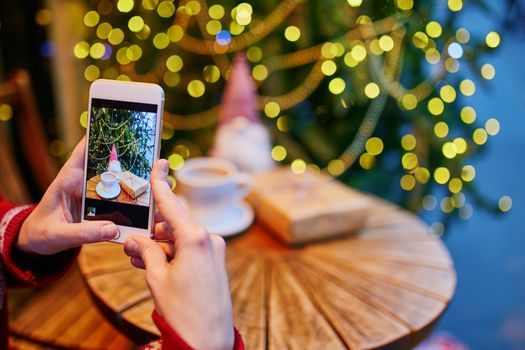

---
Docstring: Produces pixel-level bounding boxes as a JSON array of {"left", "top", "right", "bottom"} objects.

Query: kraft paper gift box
[
  {"left": 248, "top": 167, "right": 372, "bottom": 245},
  {"left": 119, "top": 171, "right": 149, "bottom": 199}
]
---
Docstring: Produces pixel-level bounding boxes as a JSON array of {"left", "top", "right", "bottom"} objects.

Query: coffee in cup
[
  {"left": 175, "top": 157, "right": 251, "bottom": 225},
  {"left": 100, "top": 171, "right": 119, "bottom": 192}
]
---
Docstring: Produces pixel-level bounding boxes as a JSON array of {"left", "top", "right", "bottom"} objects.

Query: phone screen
[{"left": 83, "top": 98, "right": 158, "bottom": 229}]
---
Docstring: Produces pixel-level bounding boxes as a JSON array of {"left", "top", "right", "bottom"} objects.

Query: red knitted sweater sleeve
[
  {"left": 0, "top": 198, "right": 79, "bottom": 287},
  {"left": 140, "top": 310, "right": 244, "bottom": 350}
]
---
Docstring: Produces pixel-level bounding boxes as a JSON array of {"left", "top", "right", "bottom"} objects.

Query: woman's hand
[
  {"left": 17, "top": 138, "right": 119, "bottom": 255},
  {"left": 124, "top": 160, "right": 234, "bottom": 350}
]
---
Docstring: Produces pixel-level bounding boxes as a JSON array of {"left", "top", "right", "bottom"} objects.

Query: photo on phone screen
[{"left": 83, "top": 98, "right": 158, "bottom": 229}]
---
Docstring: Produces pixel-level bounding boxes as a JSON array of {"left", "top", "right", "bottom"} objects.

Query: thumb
[
  {"left": 124, "top": 236, "right": 168, "bottom": 272},
  {"left": 56, "top": 220, "right": 119, "bottom": 247}
]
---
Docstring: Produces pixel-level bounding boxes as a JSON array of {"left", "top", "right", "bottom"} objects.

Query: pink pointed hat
[
  {"left": 218, "top": 52, "right": 260, "bottom": 124},
  {"left": 110, "top": 144, "right": 118, "bottom": 161}
]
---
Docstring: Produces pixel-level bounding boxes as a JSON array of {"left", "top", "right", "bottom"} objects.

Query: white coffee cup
[
  {"left": 100, "top": 171, "right": 119, "bottom": 192},
  {"left": 175, "top": 157, "right": 251, "bottom": 225}
]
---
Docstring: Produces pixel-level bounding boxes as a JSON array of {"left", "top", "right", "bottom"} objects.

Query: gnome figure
[
  {"left": 107, "top": 144, "right": 122, "bottom": 173},
  {"left": 210, "top": 52, "right": 275, "bottom": 173}
]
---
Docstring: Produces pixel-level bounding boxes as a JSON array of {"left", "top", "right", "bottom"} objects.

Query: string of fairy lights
[{"left": 24, "top": 0, "right": 512, "bottom": 231}]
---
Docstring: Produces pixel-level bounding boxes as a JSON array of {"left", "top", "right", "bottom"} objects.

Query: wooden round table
[{"left": 78, "top": 196, "right": 456, "bottom": 349}]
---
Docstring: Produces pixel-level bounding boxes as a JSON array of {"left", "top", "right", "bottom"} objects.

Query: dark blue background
[{"left": 430, "top": 2, "right": 525, "bottom": 349}]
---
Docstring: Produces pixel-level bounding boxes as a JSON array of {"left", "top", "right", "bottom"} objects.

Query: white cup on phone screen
[
  {"left": 100, "top": 171, "right": 119, "bottom": 192},
  {"left": 175, "top": 157, "right": 251, "bottom": 225}
]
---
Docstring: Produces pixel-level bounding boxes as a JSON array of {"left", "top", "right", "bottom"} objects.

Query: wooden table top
[
  {"left": 78, "top": 196, "right": 456, "bottom": 349},
  {"left": 86, "top": 174, "right": 150, "bottom": 206}
]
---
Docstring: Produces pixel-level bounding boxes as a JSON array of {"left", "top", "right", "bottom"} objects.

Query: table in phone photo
[
  {"left": 86, "top": 174, "right": 150, "bottom": 206},
  {"left": 78, "top": 192, "right": 456, "bottom": 349}
]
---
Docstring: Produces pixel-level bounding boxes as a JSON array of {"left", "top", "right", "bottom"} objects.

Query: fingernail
[
  {"left": 125, "top": 239, "right": 138, "bottom": 252},
  {"left": 101, "top": 224, "right": 119, "bottom": 240},
  {"left": 160, "top": 159, "right": 169, "bottom": 173}
]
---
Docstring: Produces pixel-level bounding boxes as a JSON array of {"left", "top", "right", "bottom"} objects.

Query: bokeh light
[
  {"left": 485, "top": 31, "right": 501, "bottom": 48},
  {"left": 434, "top": 167, "right": 450, "bottom": 184},
  {"left": 117, "top": 0, "right": 134, "bottom": 13},
  {"left": 461, "top": 165, "right": 476, "bottom": 182},
  {"left": 402, "top": 152, "right": 418, "bottom": 171},
  {"left": 203, "top": 65, "right": 221, "bottom": 83},
  {"left": 153, "top": 33, "right": 170, "bottom": 49},
  {"left": 108, "top": 28, "right": 125, "bottom": 45},
  {"left": 167, "top": 25, "right": 183, "bottom": 42},
  {"left": 79, "top": 111, "right": 88, "bottom": 128},
  {"left": 247, "top": 46, "right": 262, "bottom": 62},
  {"left": 329, "top": 78, "right": 346, "bottom": 95},
  {"left": 327, "top": 159, "right": 345, "bottom": 176},
  {"left": 378, "top": 35, "right": 394, "bottom": 51},
  {"left": 396, "top": 0, "right": 413, "bottom": 10},
  {"left": 498, "top": 196, "right": 512, "bottom": 212},
  {"left": 428, "top": 97, "right": 444, "bottom": 115},
  {"left": 485, "top": 118, "right": 500, "bottom": 136},
  {"left": 440, "top": 85, "right": 457, "bottom": 103},
  {"left": 128, "top": 16, "right": 144, "bottom": 32},
  {"left": 157, "top": 1, "right": 175, "bottom": 17},
  {"left": 426, "top": 21, "right": 442, "bottom": 38},
  {"left": 187, "top": 80, "right": 205, "bottom": 98},
  {"left": 481, "top": 64, "right": 496, "bottom": 80},
  {"left": 461, "top": 106, "right": 476, "bottom": 124},
  {"left": 84, "top": 11, "right": 100, "bottom": 27},
  {"left": 401, "top": 94, "right": 418, "bottom": 110},
  {"left": 216, "top": 30, "right": 232, "bottom": 46},
  {"left": 447, "top": 42, "right": 463, "bottom": 59},
  {"left": 84, "top": 65, "right": 100, "bottom": 81},
  {"left": 460, "top": 79, "right": 476, "bottom": 96},
  {"left": 284, "top": 26, "right": 301, "bottom": 42},
  {"left": 359, "top": 153, "right": 375, "bottom": 169},
  {"left": 271, "top": 145, "right": 287, "bottom": 161},
  {"left": 400, "top": 174, "right": 416, "bottom": 191},
  {"left": 448, "top": 0, "right": 463, "bottom": 12},
  {"left": 364, "top": 82, "right": 380, "bottom": 98},
  {"left": 473, "top": 128, "right": 488, "bottom": 145},
  {"left": 423, "top": 195, "right": 437, "bottom": 210},
  {"left": 456, "top": 28, "right": 470, "bottom": 43},
  {"left": 434, "top": 121, "right": 449, "bottom": 138},
  {"left": 252, "top": 65, "right": 268, "bottom": 81},
  {"left": 168, "top": 153, "right": 184, "bottom": 170},
  {"left": 209, "top": 4, "right": 225, "bottom": 19},
  {"left": 401, "top": 134, "right": 416, "bottom": 150},
  {"left": 321, "top": 60, "right": 337, "bottom": 76},
  {"left": 347, "top": 0, "right": 363, "bottom": 7},
  {"left": 291, "top": 159, "right": 306, "bottom": 174},
  {"left": 365, "top": 137, "right": 384, "bottom": 155},
  {"left": 264, "top": 101, "right": 280, "bottom": 118},
  {"left": 0, "top": 104, "right": 13, "bottom": 122}
]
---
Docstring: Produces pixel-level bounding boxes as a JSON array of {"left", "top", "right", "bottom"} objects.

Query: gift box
[
  {"left": 248, "top": 167, "right": 372, "bottom": 245},
  {"left": 119, "top": 171, "right": 149, "bottom": 199}
]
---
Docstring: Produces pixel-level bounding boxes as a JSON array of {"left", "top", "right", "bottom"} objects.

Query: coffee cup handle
[{"left": 235, "top": 173, "right": 252, "bottom": 199}]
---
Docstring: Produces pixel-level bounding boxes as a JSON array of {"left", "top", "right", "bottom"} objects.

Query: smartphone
[{"left": 81, "top": 79, "right": 164, "bottom": 243}]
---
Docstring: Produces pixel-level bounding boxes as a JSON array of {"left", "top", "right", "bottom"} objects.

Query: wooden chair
[{"left": 0, "top": 70, "right": 57, "bottom": 203}]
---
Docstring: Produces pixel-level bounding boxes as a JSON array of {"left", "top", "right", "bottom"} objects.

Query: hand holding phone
[
  {"left": 81, "top": 80, "right": 164, "bottom": 243},
  {"left": 17, "top": 138, "right": 120, "bottom": 255}
]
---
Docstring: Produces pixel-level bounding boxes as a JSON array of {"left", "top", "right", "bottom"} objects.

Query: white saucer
[
  {"left": 200, "top": 202, "right": 254, "bottom": 238},
  {"left": 96, "top": 182, "right": 121, "bottom": 199}
]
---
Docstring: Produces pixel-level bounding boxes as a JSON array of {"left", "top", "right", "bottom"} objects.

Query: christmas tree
[
  {"left": 77, "top": 0, "right": 504, "bottom": 232},
  {"left": 87, "top": 107, "right": 155, "bottom": 178}
]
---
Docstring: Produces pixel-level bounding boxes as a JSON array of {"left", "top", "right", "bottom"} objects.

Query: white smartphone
[{"left": 81, "top": 79, "right": 164, "bottom": 243}]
